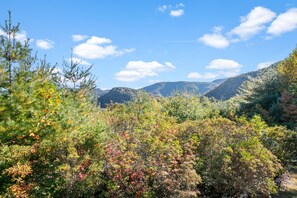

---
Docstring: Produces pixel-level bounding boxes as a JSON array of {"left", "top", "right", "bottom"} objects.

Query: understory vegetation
[{"left": 0, "top": 13, "right": 296, "bottom": 197}]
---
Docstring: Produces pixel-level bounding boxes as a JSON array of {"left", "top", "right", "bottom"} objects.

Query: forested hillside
[
  {"left": 98, "top": 81, "right": 223, "bottom": 107},
  {"left": 141, "top": 81, "right": 220, "bottom": 97},
  {"left": 205, "top": 63, "right": 278, "bottom": 100},
  {"left": 0, "top": 14, "right": 296, "bottom": 198},
  {"left": 98, "top": 87, "right": 141, "bottom": 108}
]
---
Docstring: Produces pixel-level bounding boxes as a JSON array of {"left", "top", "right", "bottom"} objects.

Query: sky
[{"left": 1, "top": 0, "right": 297, "bottom": 89}]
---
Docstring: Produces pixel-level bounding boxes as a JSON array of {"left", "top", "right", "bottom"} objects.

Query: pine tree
[
  {"left": 0, "top": 11, "right": 31, "bottom": 89},
  {"left": 62, "top": 51, "right": 96, "bottom": 92}
]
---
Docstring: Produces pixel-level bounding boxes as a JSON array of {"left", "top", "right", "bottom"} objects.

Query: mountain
[
  {"left": 97, "top": 80, "right": 226, "bottom": 107},
  {"left": 141, "top": 81, "right": 221, "bottom": 97},
  {"left": 205, "top": 63, "right": 278, "bottom": 100},
  {"left": 98, "top": 87, "right": 141, "bottom": 108},
  {"left": 94, "top": 88, "right": 109, "bottom": 98},
  {"left": 97, "top": 64, "right": 278, "bottom": 107},
  {"left": 212, "top": 78, "right": 226, "bottom": 85}
]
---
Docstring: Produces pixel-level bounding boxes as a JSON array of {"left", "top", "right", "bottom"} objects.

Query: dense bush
[
  {"left": 179, "top": 117, "right": 283, "bottom": 197},
  {"left": 161, "top": 94, "right": 219, "bottom": 123},
  {"left": 101, "top": 96, "right": 201, "bottom": 197}
]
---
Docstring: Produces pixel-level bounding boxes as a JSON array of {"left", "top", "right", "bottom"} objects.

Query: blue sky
[{"left": 1, "top": 0, "right": 297, "bottom": 89}]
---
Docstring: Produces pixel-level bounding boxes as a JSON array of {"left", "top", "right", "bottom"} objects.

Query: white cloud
[
  {"left": 73, "top": 36, "right": 134, "bottom": 59},
  {"left": 86, "top": 36, "right": 111, "bottom": 44},
  {"left": 115, "top": 61, "right": 175, "bottom": 82},
  {"left": 74, "top": 44, "right": 117, "bottom": 59},
  {"left": 158, "top": 5, "right": 168, "bottom": 12},
  {"left": 257, "top": 61, "right": 273, "bottom": 69},
  {"left": 36, "top": 39, "right": 54, "bottom": 49},
  {"left": 206, "top": 59, "right": 242, "bottom": 70},
  {"left": 115, "top": 70, "right": 143, "bottom": 82},
  {"left": 187, "top": 72, "right": 218, "bottom": 80},
  {"left": 213, "top": 26, "right": 223, "bottom": 33},
  {"left": 229, "top": 6, "right": 276, "bottom": 40},
  {"left": 187, "top": 59, "right": 242, "bottom": 80},
  {"left": 200, "top": 59, "right": 242, "bottom": 78},
  {"left": 199, "top": 26, "right": 230, "bottom": 48},
  {"left": 0, "top": 29, "right": 5, "bottom": 36},
  {"left": 199, "top": 33, "right": 230, "bottom": 48},
  {"left": 116, "top": 48, "right": 136, "bottom": 56},
  {"left": 178, "top": 3, "right": 184, "bottom": 7},
  {"left": 52, "top": 67, "right": 62, "bottom": 75},
  {"left": 15, "top": 31, "right": 28, "bottom": 43},
  {"left": 267, "top": 8, "right": 297, "bottom": 36},
  {"left": 72, "top": 34, "right": 89, "bottom": 42},
  {"left": 68, "top": 57, "right": 92, "bottom": 66},
  {"left": 0, "top": 29, "right": 29, "bottom": 43},
  {"left": 170, "top": 9, "right": 184, "bottom": 17},
  {"left": 165, "top": 62, "right": 176, "bottom": 70},
  {"left": 158, "top": 3, "right": 185, "bottom": 17}
]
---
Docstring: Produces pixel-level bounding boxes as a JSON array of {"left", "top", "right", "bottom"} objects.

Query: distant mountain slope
[
  {"left": 98, "top": 87, "right": 141, "bottom": 108},
  {"left": 212, "top": 78, "right": 226, "bottom": 85},
  {"left": 141, "top": 81, "right": 220, "bottom": 97},
  {"left": 97, "top": 80, "right": 226, "bottom": 107},
  {"left": 205, "top": 63, "right": 278, "bottom": 100},
  {"left": 94, "top": 88, "right": 109, "bottom": 98}
]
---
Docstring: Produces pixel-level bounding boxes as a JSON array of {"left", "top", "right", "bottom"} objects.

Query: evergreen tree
[
  {"left": 62, "top": 51, "right": 96, "bottom": 93},
  {"left": 0, "top": 11, "right": 31, "bottom": 88}
]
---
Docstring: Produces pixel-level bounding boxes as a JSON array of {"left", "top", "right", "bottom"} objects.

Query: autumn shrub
[
  {"left": 0, "top": 13, "right": 107, "bottom": 196},
  {"left": 101, "top": 95, "right": 201, "bottom": 197},
  {"left": 0, "top": 75, "right": 107, "bottom": 197},
  {"left": 161, "top": 94, "right": 219, "bottom": 123},
  {"left": 28, "top": 90, "right": 107, "bottom": 197},
  {"left": 248, "top": 115, "right": 297, "bottom": 165},
  {"left": 178, "top": 117, "right": 283, "bottom": 197}
]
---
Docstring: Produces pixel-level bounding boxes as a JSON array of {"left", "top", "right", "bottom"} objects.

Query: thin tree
[
  {"left": 62, "top": 50, "right": 96, "bottom": 92},
  {"left": 0, "top": 11, "right": 31, "bottom": 87}
]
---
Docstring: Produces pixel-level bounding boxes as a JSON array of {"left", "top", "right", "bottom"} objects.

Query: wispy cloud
[
  {"left": 68, "top": 57, "right": 92, "bottom": 66},
  {"left": 73, "top": 36, "right": 134, "bottom": 59},
  {"left": 72, "top": 34, "right": 89, "bottom": 42},
  {"left": 36, "top": 39, "right": 54, "bottom": 49},
  {"left": 158, "top": 5, "right": 168, "bottom": 12},
  {"left": 115, "top": 61, "right": 175, "bottom": 82},
  {"left": 158, "top": 3, "right": 185, "bottom": 17},
  {"left": 267, "top": 8, "right": 297, "bottom": 36}
]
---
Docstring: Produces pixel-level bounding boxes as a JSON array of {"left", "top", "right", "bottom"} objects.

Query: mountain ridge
[
  {"left": 97, "top": 63, "right": 278, "bottom": 107},
  {"left": 97, "top": 80, "right": 226, "bottom": 107}
]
